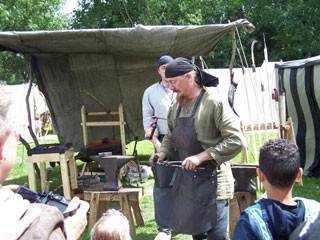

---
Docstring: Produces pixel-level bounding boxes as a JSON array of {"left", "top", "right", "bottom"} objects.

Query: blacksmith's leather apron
[{"left": 170, "top": 90, "right": 217, "bottom": 235}]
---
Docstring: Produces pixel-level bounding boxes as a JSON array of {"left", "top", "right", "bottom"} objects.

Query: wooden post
[
  {"left": 118, "top": 104, "right": 126, "bottom": 156},
  {"left": 287, "top": 117, "right": 296, "bottom": 144},
  {"left": 279, "top": 92, "right": 286, "bottom": 138},
  {"left": 229, "top": 191, "right": 257, "bottom": 239}
]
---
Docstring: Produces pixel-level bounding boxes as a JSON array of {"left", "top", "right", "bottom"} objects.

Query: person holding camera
[
  {"left": 151, "top": 58, "right": 244, "bottom": 239},
  {"left": 0, "top": 84, "right": 89, "bottom": 240}
]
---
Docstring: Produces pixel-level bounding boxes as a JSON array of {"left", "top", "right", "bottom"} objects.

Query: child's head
[
  {"left": 259, "top": 139, "right": 301, "bottom": 188},
  {"left": 91, "top": 209, "right": 131, "bottom": 240}
]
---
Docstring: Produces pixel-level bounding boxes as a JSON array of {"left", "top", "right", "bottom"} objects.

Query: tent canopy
[{"left": 0, "top": 19, "right": 254, "bottom": 150}]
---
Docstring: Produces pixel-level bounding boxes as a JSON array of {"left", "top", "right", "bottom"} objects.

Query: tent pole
[
  {"left": 25, "top": 54, "right": 39, "bottom": 146},
  {"left": 25, "top": 53, "right": 40, "bottom": 177},
  {"left": 251, "top": 40, "right": 263, "bottom": 149}
]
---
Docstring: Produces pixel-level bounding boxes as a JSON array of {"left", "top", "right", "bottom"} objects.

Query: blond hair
[{"left": 91, "top": 209, "right": 131, "bottom": 240}]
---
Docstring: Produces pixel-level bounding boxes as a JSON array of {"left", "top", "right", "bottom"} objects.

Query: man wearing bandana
[{"left": 151, "top": 57, "right": 244, "bottom": 239}]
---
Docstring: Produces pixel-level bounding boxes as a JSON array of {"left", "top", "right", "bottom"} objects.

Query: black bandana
[{"left": 165, "top": 57, "right": 219, "bottom": 87}]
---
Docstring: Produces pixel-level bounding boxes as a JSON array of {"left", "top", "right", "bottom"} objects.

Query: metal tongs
[
  {"left": 157, "top": 160, "right": 184, "bottom": 168},
  {"left": 150, "top": 155, "right": 182, "bottom": 168},
  {"left": 151, "top": 155, "right": 205, "bottom": 170}
]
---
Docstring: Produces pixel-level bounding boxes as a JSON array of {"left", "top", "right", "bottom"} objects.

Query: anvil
[{"left": 231, "top": 164, "right": 258, "bottom": 193}]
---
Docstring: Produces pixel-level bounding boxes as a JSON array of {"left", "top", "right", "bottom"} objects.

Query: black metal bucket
[{"left": 152, "top": 161, "right": 181, "bottom": 188}]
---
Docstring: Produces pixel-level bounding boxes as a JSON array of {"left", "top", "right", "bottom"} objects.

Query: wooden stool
[
  {"left": 84, "top": 186, "right": 144, "bottom": 237},
  {"left": 27, "top": 144, "right": 78, "bottom": 200}
]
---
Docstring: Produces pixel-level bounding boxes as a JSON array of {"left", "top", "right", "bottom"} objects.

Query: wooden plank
[
  {"left": 81, "top": 105, "right": 88, "bottom": 146},
  {"left": 39, "top": 162, "right": 47, "bottom": 193},
  {"left": 81, "top": 121, "right": 124, "bottom": 127},
  {"left": 229, "top": 192, "right": 256, "bottom": 239},
  {"left": 89, "top": 192, "right": 100, "bottom": 230},
  {"left": 229, "top": 197, "right": 241, "bottom": 239},
  {"left": 84, "top": 189, "right": 141, "bottom": 202},
  {"left": 68, "top": 151, "right": 78, "bottom": 190},
  {"left": 119, "top": 104, "right": 126, "bottom": 155},
  {"left": 29, "top": 153, "right": 61, "bottom": 163},
  {"left": 88, "top": 111, "right": 119, "bottom": 116},
  {"left": 28, "top": 156, "right": 37, "bottom": 192},
  {"left": 131, "top": 200, "right": 144, "bottom": 226},
  {"left": 120, "top": 194, "right": 136, "bottom": 237},
  {"left": 60, "top": 153, "right": 72, "bottom": 200}
]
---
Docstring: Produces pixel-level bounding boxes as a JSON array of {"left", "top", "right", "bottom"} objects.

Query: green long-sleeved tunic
[{"left": 161, "top": 88, "right": 245, "bottom": 199}]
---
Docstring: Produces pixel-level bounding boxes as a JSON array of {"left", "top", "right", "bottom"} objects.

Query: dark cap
[
  {"left": 165, "top": 57, "right": 219, "bottom": 87},
  {"left": 157, "top": 55, "right": 174, "bottom": 68}
]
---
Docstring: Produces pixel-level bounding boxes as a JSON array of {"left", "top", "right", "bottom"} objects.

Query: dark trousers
[
  {"left": 154, "top": 186, "right": 172, "bottom": 234},
  {"left": 192, "top": 200, "right": 229, "bottom": 240},
  {"left": 154, "top": 134, "right": 171, "bottom": 234}
]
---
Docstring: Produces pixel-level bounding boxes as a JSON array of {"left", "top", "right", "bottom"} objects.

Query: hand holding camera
[
  {"left": 15, "top": 186, "right": 77, "bottom": 217},
  {"left": 2, "top": 186, "right": 89, "bottom": 240}
]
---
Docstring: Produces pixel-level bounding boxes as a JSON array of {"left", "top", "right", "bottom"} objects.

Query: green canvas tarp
[{"left": 0, "top": 19, "right": 254, "bottom": 150}]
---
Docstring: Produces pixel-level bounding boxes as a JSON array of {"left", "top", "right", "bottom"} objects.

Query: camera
[{"left": 16, "top": 186, "right": 71, "bottom": 216}]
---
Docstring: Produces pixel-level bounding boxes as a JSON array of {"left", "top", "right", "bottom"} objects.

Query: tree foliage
[
  {"left": 242, "top": 0, "right": 320, "bottom": 62},
  {"left": 71, "top": 0, "right": 220, "bottom": 28},
  {"left": 0, "top": 0, "right": 69, "bottom": 84}
]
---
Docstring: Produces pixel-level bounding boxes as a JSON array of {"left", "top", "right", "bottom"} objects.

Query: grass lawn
[{"left": 3, "top": 136, "right": 320, "bottom": 240}]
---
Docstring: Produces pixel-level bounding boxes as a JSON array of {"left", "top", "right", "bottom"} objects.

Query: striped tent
[{"left": 275, "top": 55, "right": 320, "bottom": 177}]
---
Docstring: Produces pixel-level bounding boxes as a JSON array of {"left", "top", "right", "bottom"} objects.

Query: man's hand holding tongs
[{"left": 149, "top": 152, "right": 166, "bottom": 166}]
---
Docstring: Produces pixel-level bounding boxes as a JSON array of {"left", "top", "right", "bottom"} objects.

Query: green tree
[
  {"left": 242, "top": 0, "right": 320, "bottom": 63},
  {"left": 71, "top": 0, "right": 221, "bottom": 28},
  {"left": 0, "top": 0, "right": 69, "bottom": 84}
]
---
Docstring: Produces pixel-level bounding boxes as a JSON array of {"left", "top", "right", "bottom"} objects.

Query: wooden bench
[{"left": 84, "top": 186, "right": 144, "bottom": 237}]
